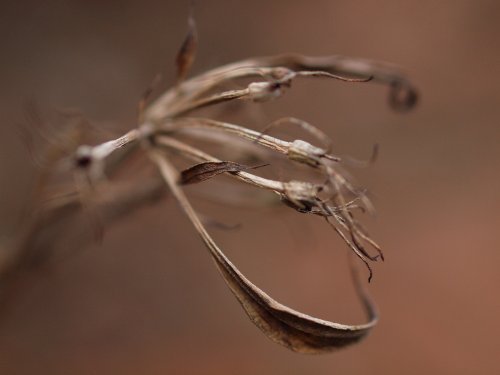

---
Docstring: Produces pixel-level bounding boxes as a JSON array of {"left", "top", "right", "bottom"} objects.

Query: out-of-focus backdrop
[{"left": 1, "top": 1, "right": 499, "bottom": 374}]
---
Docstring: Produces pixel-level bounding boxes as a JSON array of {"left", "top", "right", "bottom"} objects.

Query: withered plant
[{"left": 1, "top": 13, "right": 417, "bottom": 353}]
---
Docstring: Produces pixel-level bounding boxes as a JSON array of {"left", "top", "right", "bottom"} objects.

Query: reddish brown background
[{"left": 1, "top": 1, "right": 499, "bottom": 374}]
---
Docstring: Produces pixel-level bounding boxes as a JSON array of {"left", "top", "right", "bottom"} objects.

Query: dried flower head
[{"left": 2, "top": 13, "right": 417, "bottom": 354}]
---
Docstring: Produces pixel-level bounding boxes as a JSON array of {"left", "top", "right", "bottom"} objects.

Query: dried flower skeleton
[{"left": 2, "top": 14, "right": 417, "bottom": 353}]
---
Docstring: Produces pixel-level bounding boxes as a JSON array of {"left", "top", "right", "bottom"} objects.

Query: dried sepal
[
  {"left": 175, "top": 8, "right": 198, "bottom": 84},
  {"left": 150, "top": 151, "right": 378, "bottom": 353},
  {"left": 155, "top": 135, "right": 284, "bottom": 192},
  {"left": 180, "top": 161, "right": 268, "bottom": 185}
]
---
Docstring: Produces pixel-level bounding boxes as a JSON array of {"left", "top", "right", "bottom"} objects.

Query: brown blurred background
[{"left": 1, "top": 1, "right": 499, "bottom": 374}]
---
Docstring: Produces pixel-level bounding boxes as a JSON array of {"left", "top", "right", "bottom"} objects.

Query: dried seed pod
[
  {"left": 247, "top": 81, "right": 285, "bottom": 102},
  {"left": 287, "top": 139, "right": 326, "bottom": 167},
  {"left": 281, "top": 180, "right": 322, "bottom": 213}
]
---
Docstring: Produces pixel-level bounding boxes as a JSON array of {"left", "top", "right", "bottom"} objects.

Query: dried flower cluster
[{"left": 1, "top": 14, "right": 417, "bottom": 353}]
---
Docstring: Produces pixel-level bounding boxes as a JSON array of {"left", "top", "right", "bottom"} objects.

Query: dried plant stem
[{"left": 3, "top": 17, "right": 417, "bottom": 353}]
